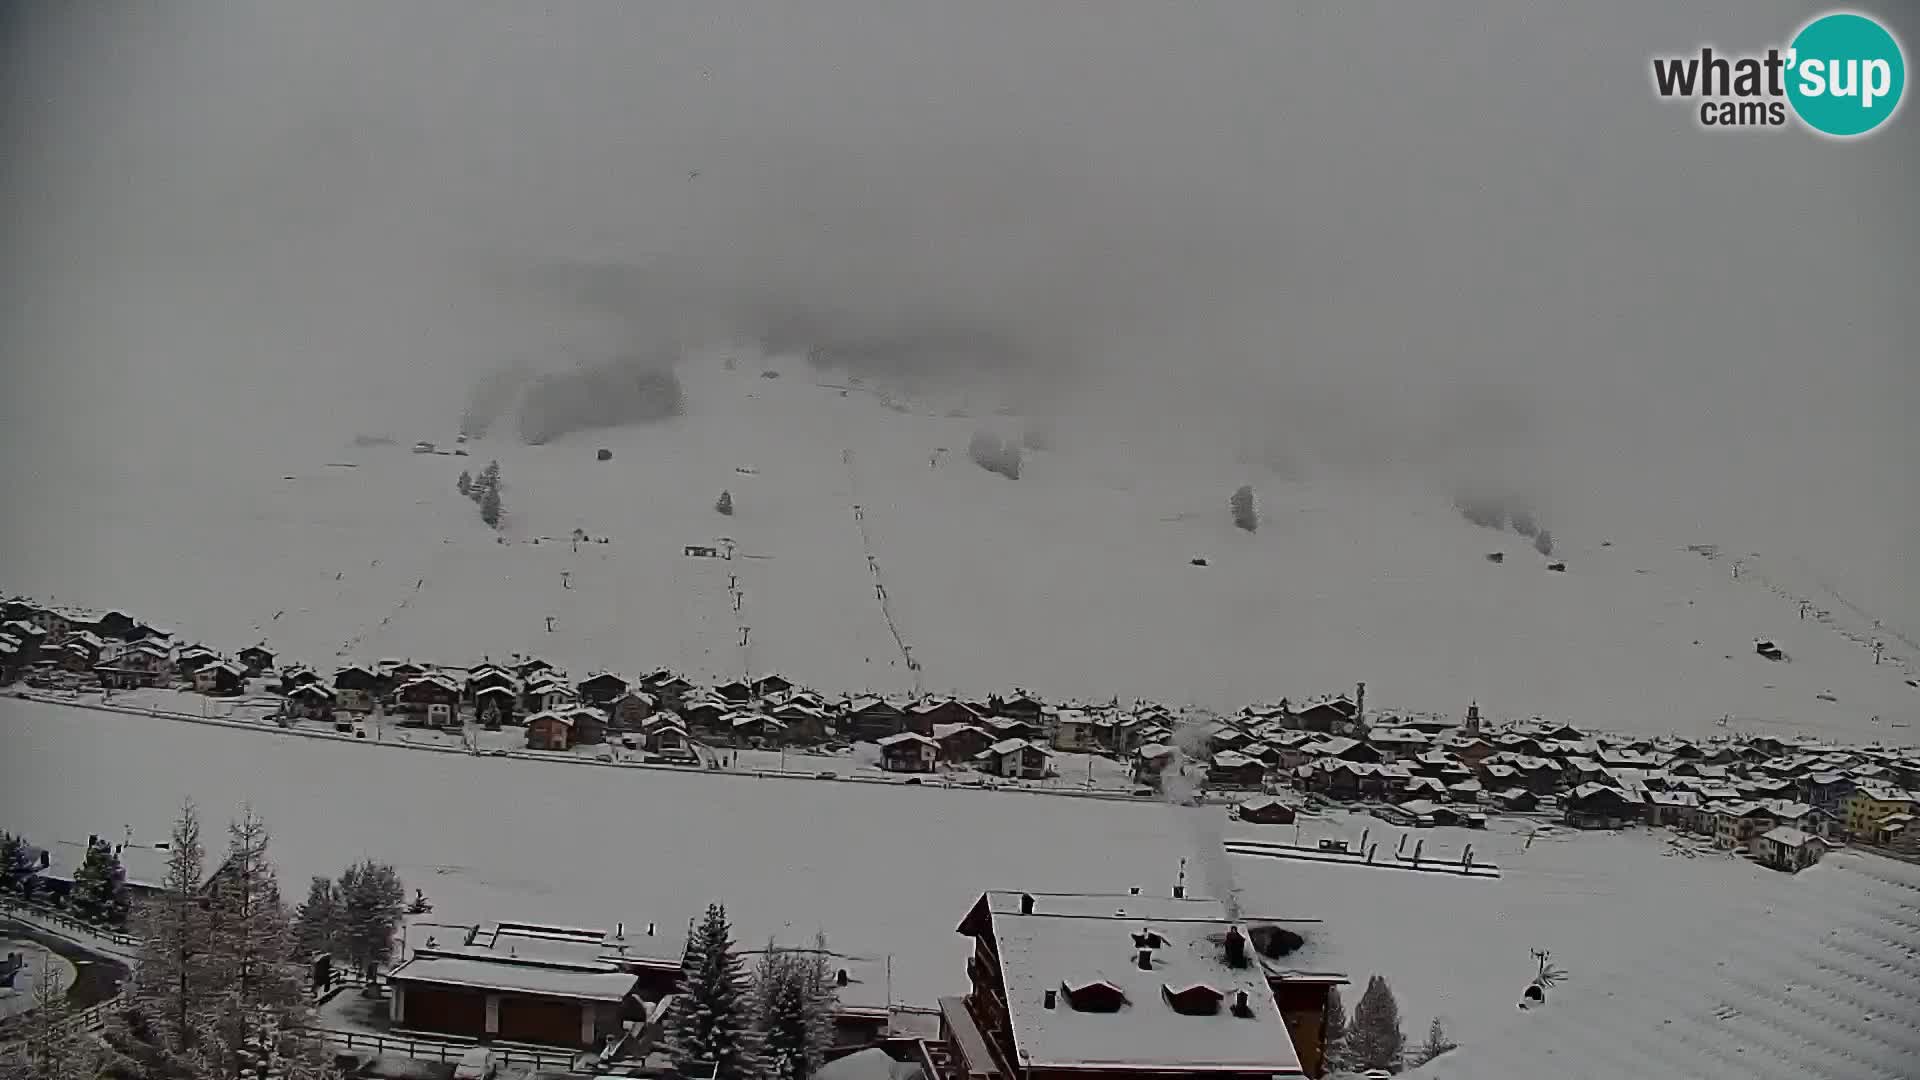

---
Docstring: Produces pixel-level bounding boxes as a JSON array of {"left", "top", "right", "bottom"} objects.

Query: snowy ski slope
[{"left": 7, "top": 350, "right": 1916, "bottom": 741}]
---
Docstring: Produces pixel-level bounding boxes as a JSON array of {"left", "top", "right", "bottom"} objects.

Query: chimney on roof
[
  {"left": 1136, "top": 948, "right": 1153, "bottom": 971},
  {"left": 1020, "top": 892, "right": 1036, "bottom": 915},
  {"left": 1231, "top": 990, "right": 1253, "bottom": 1018},
  {"left": 616, "top": 922, "right": 625, "bottom": 940},
  {"left": 836, "top": 969, "right": 850, "bottom": 987},
  {"left": 647, "top": 922, "right": 655, "bottom": 936},
  {"left": 1129, "top": 886, "right": 1140, "bottom": 895},
  {"left": 1043, "top": 989, "right": 1058, "bottom": 1010},
  {"left": 1224, "top": 926, "right": 1249, "bottom": 969}
]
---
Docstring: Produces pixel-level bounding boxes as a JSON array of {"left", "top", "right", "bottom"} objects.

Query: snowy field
[
  {"left": 0, "top": 696, "right": 1849, "bottom": 1050},
  {"left": 8, "top": 354, "right": 1916, "bottom": 743}
]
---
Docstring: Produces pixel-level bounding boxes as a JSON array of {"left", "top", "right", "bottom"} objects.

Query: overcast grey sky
[{"left": 2, "top": 2, "right": 1914, "bottom": 622}]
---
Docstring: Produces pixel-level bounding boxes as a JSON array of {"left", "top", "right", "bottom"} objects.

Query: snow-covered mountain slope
[{"left": 8, "top": 352, "right": 1916, "bottom": 742}]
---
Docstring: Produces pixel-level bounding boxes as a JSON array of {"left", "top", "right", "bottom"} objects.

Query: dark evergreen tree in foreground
[
  {"left": 0, "top": 831, "right": 38, "bottom": 896},
  {"left": 1348, "top": 974, "right": 1406, "bottom": 1073},
  {"left": 292, "top": 875, "right": 341, "bottom": 960},
  {"left": 69, "top": 836, "right": 130, "bottom": 927},
  {"left": 753, "top": 934, "right": 837, "bottom": 1080},
  {"left": 457, "top": 470, "right": 472, "bottom": 497},
  {"left": 669, "top": 903, "right": 762, "bottom": 1080},
  {"left": 338, "top": 860, "right": 406, "bottom": 993},
  {"left": 715, "top": 490, "right": 734, "bottom": 516},
  {"left": 124, "top": 801, "right": 214, "bottom": 1066},
  {"left": 1320, "top": 984, "right": 1349, "bottom": 1074}
]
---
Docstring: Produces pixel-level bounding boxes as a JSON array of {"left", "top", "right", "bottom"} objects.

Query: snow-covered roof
[
  {"left": 964, "top": 894, "right": 1305, "bottom": 1074},
  {"left": 526, "top": 709, "right": 574, "bottom": 727},
  {"left": 988, "top": 737, "right": 1046, "bottom": 756},
  {"left": 877, "top": 732, "right": 936, "bottom": 749},
  {"left": 386, "top": 955, "right": 639, "bottom": 1002},
  {"left": 1758, "top": 825, "right": 1825, "bottom": 848},
  {"left": 1404, "top": 850, "right": 1920, "bottom": 1080}
]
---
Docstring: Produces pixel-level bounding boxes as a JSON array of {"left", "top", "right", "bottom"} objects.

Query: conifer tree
[
  {"left": 669, "top": 903, "right": 762, "bottom": 1080},
  {"left": 1412, "top": 1016, "right": 1458, "bottom": 1067},
  {"left": 1230, "top": 484, "right": 1258, "bottom": 532},
  {"left": 480, "top": 484, "right": 502, "bottom": 528},
  {"left": 1348, "top": 974, "right": 1406, "bottom": 1073},
  {"left": 337, "top": 860, "right": 405, "bottom": 992},
  {"left": 715, "top": 490, "right": 734, "bottom": 516},
  {"left": 292, "top": 875, "right": 341, "bottom": 960},
  {"left": 457, "top": 470, "right": 473, "bottom": 497},
  {"left": 753, "top": 934, "right": 837, "bottom": 1080},
  {"left": 69, "top": 837, "right": 130, "bottom": 927},
  {"left": 126, "top": 800, "right": 216, "bottom": 1063},
  {"left": 0, "top": 831, "right": 38, "bottom": 896},
  {"left": 1320, "top": 984, "right": 1349, "bottom": 1073},
  {"left": 200, "top": 807, "right": 307, "bottom": 1080}
]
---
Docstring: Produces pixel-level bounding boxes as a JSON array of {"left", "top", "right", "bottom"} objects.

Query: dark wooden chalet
[
  {"left": 1235, "top": 797, "right": 1297, "bottom": 825},
  {"left": 1207, "top": 752, "right": 1268, "bottom": 790},
  {"left": 396, "top": 674, "right": 462, "bottom": 726},
  {"left": 991, "top": 694, "right": 1047, "bottom": 723},
  {"left": 608, "top": 690, "right": 657, "bottom": 732},
  {"left": 237, "top": 645, "right": 275, "bottom": 675},
  {"left": 638, "top": 670, "right": 694, "bottom": 707},
  {"left": 1291, "top": 697, "right": 1357, "bottom": 733},
  {"left": 934, "top": 724, "right": 993, "bottom": 763},
  {"left": 751, "top": 673, "right": 795, "bottom": 698},
  {"left": 284, "top": 683, "right": 336, "bottom": 722},
  {"left": 332, "top": 664, "right": 380, "bottom": 711},
  {"left": 639, "top": 718, "right": 694, "bottom": 760},
  {"left": 526, "top": 710, "right": 576, "bottom": 750},
  {"left": 475, "top": 685, "right": 517, "bottom": 728},
  {"left": 1562, "top": 783, "right": 1642, "bottom": 829},
  {"left": 911, "top": 699, "right": 983, "bottom": 734},
  {"left": 844, "top": 697, "right": 907, "bottom": 741},
  {"left": 714, "top": 680, "right": 755, "bottom": 705},
  {"left": 567, "top": 706, "right": 608, "bottom": 746},
  {"left": 465, "top": 664, "right": 519, "bottom": 700},
  {"left": 193, "top": 660, "right": 247, "bottom": 697},
  {"left": 577, "top": 672, "right": 629, "bottom": 707},
  {"left": 878, "top": 732, "right": 939, "bottom": 773}
]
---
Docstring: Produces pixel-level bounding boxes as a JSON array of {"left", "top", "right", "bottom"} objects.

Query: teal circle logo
[{"left": 1787, "top": 12, "right": 1906, "bottom": 137}]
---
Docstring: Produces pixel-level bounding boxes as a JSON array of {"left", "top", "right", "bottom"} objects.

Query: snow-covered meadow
[
  {"left": 0, "top": 695, "right": 1833, "bottom": 1050},
  {"left": 7, "top": 354, "right": 1916, "bottom": 743}
]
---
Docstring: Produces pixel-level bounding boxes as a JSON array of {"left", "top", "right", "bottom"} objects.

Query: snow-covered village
[{"left": 4, "top": 4, "right": 1919, "bottom": 1080}]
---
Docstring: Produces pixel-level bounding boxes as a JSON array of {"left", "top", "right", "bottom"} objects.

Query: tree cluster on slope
[
  {"left": 292, "top": 859, "right": 406, "bottom": 994},
  {"left": 967, "top": 431, "right": 1022, "bottom": 479},
  {"left": 106, "top": 799, "right": 327, "bottom": 1080},
  {"left": 716, "top": 490, "right": 735, "bottom": 516},
  {"left": 1231, "top": 484, "right": 1258, "bottom": 533},
  {"left": 465, "top": 460, "right": 504, "bottom": 529}
]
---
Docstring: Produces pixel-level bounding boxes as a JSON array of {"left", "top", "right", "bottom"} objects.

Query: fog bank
[{"left": 2, "top": 2, "right": 1913, "bottom": 623}]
